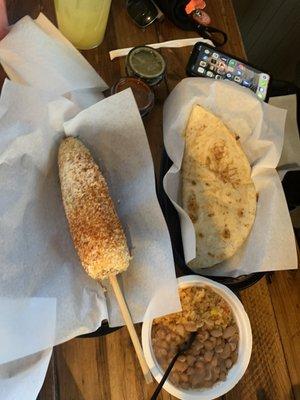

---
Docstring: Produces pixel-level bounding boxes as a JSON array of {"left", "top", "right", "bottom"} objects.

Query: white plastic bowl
[{"left": 142, "top": 275, "right": 252, "bottom": 400}]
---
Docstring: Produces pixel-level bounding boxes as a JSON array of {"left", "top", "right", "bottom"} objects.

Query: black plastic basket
[{"left": 157, "top": 80, "right": 299, "bottom": 292}]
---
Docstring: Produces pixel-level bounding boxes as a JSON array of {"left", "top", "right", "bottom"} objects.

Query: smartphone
[{"left": 186, "top": 42, "right": 271, "bottom": 101}]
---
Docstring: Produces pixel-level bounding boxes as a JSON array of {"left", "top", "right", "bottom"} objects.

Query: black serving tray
[
  {"left": 158, "top": 148, "right": 266, "bottom": 292},
  {"left": 79, "top": 320, "right": 121, "bottom": 338},
  {"left": 157, "top": 80, "right": 299, "bottom": 292}
]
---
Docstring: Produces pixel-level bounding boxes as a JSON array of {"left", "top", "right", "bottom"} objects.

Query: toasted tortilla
[{"left": 182, "top": 104, "right": 256, "bottom": 269}]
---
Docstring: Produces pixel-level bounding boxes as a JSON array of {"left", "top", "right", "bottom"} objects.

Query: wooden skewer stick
[{"left": 109, "top": 275, "right": 153, "bottom": 384}]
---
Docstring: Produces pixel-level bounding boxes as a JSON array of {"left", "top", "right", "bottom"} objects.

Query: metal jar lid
[{"left": 126, "top": 46, "right": 166, "bottom": 86}]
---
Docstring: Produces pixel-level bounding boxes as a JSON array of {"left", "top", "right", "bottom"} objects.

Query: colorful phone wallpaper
[{"left": 193, "top": 45, "right": 270, "bottom": 100}]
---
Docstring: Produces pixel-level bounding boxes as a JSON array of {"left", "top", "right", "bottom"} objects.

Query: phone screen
[{"left": 193, "top": 45, "right": 270, "bottom": 101}]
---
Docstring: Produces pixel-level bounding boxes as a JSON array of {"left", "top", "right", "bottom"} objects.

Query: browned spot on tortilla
[
  {"left": 235, "top": 135, "right": 240, "bottom": 140},
  {"left": 187, "top": 193, "right": 199, "bottom": 223},
  {"left": 198, "top": 232, "right": 204, "bottom": 238},
  {"left": 212, "top": 142, "right": 226, "bottom": 161},
  {"left": 256, "top": 193, "right": 259, "bottom": 202},
  {"left": 207, "top": 142, "right": 240, "bottom": 187},
  {"left": 207, "top": 252, "right": 215, "bottom": 257},
  {"left": 205, "top": 182, "right": 210, "bottom": 186},
  {"left": 238, "top": 209, "right": 244, "bottom": 217},
  {"left": 191, "top": 180, "right": 196, "bottom": 185},
  {"left": 208, "top": 213, "right": 214, "bottom": 217},
  {"left": 222, "top": 228, "right": 231, "bottom": 239}
]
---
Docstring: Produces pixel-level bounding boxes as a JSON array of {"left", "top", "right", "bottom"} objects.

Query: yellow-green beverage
[{"left": 54, "top": 0, "right": 112, "bottom": 50}]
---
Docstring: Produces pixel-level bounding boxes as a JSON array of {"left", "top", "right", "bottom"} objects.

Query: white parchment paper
[
  {"left": 0, "top": 348, "right": 52, "bottom": 400},
  {"left": 0, "top": 78, "right": 180, "bottom": 352},
  {"left": 0, "top": 298, "right": 56, "bottom": 365},
  {"left": 0, "top": 80, "right": 108, "bottom": 351},
  {"left": 0, "top": 12, "right": 180, "bottom": 399},
  {"left": 0, "top": 14, "right": 107, "bottom": 109},
  {"left": 63, "top": 88, "right": 181, "bottom": 326},
  {"left": 269, "top": 94, "right": 300, "bottom": 179},
  {"left": 163, "top": 78, "right": 298, "bottom": 277}
]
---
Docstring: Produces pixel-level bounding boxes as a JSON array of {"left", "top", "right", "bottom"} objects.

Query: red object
[
  {"left": 0, "top": 0, "right": 8, "bottom": 40},
  {"left": 185, "top": 0, "right": 206, "bottom": 15},
  {"left": 192, "top": 9, "right": 211, "bottom": 26}
]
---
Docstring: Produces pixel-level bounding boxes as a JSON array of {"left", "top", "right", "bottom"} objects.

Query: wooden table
[{"left": 2, "top": 1, "right": 300, "bottom": 399}]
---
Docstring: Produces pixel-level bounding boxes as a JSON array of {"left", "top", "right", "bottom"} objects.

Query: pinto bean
[
  {"left": 156, "top": 328, "right": 166, "bottom": 339},
  {"left": 219, "top": 371, "right": 227, "bottom": 381},
  {"left": 197, "top": 330, "right": 209, "bottom": 342},
  {"left": 170, "top": 371, "right": 180, "bottom": 385},
  {"left": 229, "top": 341, "right": 237, "bottom": 352},
  {"left": 215, "top": 344, "right": 224, "bottom": 354},
  {"left": 155, "top": 347, "right": 168, "bottom": 358},
  {"left": 204, "top": 366, "right": 212, "bottom": 381},
  {"left": 212, "top": 366, "right": 220, "bottom": 382},
  {"left": 180, "top": 373, "right": 189, "bottom": 383},
  {"left": 187, "top": 355, "right": 196, "bottom": 366},
  {"left": 192, "top": 341, "right": 204, "bottom": 353},
  {"left": 158, "top": 340, "right": 168, "bottom": 350},
  {"left": 209, "top": 336, "right": 217, "bottom": 346},
  {"left": 187, "top": 367, "right": 195, "bottom": 376},
  {"left": 228, "top": 334, "right": 239, "bottom": 343},
  {"left": 165, "top": 333, "right": 172, "bottom": 342},
  {"left": 223, "top": 325, "right": 237, "bottom": 339},
  {"left": 211, "top": 355, "right": 219, "bottom": 367},
  {"left": 211, "top": 328, "right": 223, "bottom": 338},
  {"left": 204, "top": 320, "right": 215, "bottom": 330},
  {"left": 231, "top": 350, "right": 238, "bottom": 364},
  {"left": 184, "top": 321, "right": 198, "bottom": 332},
  {"left": 190, "top": 374, "right": 204, "bottom": 388},
  {"left": 204, "top": 340, "right": 214, "bottom": 350},
  {"left": 175, "top": 324, "right": 186, "bottom": 337},
  {"left": 195, "top": 361, "right": 205, "bottom": 370},
  {"left": 173, "top": 360, "right": 188, "bottom": 373},
  {"left": 220, "top": 343, "right": 231, "bottom": 359},
  {"left": 204, "top": 350, "right": 213, "bottom": 363},
  {"left": 225, "top": 358, "right": 233, "bottom": 369}
]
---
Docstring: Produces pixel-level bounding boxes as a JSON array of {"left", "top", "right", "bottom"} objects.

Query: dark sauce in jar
[{"left": 111, "top": 77, "right": 154, "bottom": 117}]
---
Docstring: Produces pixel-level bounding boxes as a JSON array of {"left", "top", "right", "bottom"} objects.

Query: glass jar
[
  {"left": 111, "top": 77, "right": 154, "bottom": 117},
  {"left": 126, "top": 46, "right": 166, "bottom": 86},
  {"left": 54, "top": 0, "right": 112, "bottom": 50}
]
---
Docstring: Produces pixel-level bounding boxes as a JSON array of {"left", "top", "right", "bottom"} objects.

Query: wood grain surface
[{"left": 1, "top": 1, "right": 299, "bottom": 399}]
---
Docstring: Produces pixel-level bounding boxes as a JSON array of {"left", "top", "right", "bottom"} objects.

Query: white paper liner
[
  {"left": 0, "top": 80, "right": 181, "bottom": 359},
  {"left": 163, "top": 78, "right": 298, "bottom": 277},
  {"left": 63, "top": 88, "right": 181, "bottom": 326},
  {"left": 0, "top": 348, "right": 52, "bottom": 400},
  {"left": 0, "top": 14, "right": 107, "bottom": 108}
]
